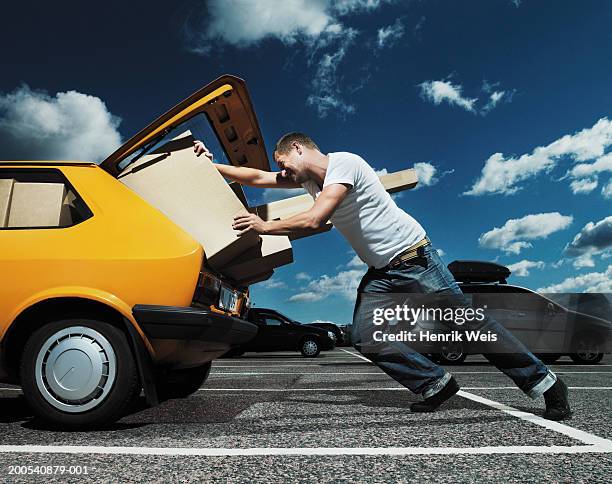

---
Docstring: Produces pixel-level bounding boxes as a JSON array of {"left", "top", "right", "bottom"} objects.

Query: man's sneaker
[
  {"left": 543, "top": 378, "right": 572, "bottom": 421},
  {"left": 411, "top": 376, "right": 460, "bottom": 412}
]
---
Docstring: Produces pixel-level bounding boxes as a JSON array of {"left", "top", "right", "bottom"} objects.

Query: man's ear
[{"left": 292, "top": 141, "right": 302, "bottom": 155}]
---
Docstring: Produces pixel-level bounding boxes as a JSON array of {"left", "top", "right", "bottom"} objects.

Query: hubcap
[
  {"left": 35, "top": 326, "right": 117, "bottom": 413},
  {"left": 442, "top": 344, "right": 464, "bottom": 361},
  {"left": 303, "top": 340, "right": 318, "bottom": 356},
  {"left": 576, "top": 338, "right": 600, "bottom": 361}
]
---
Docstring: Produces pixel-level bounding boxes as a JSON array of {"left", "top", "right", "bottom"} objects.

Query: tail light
[
  {"left": 194, "top": 272, "right": 222, "bottom": 306},
  {"left": 193, "top": 270, "right": 248, "bottom": 317}
]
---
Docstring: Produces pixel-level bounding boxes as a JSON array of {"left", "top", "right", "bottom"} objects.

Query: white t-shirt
[{"left": 302, "top": 152, "right": 426, "bottom": 269}]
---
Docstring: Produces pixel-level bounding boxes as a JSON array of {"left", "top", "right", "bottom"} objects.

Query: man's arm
[
  {"left": 216, "top": 163, "right": 302, "bottom": 188},
  {"left": 232, "top": 184, "right": 350, "bottom": 236},
  {"left": 193, "top": 140, "right": 300, "bottom": 188}
]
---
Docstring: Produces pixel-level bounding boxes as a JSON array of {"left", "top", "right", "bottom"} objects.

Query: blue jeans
[{"left": 351, "top": 242, "right": 556, "bottom": 399}]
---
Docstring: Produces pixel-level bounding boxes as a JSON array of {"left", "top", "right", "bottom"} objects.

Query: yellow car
[{"left": 0, "top": 75, "right": 266, "bottom": 428}]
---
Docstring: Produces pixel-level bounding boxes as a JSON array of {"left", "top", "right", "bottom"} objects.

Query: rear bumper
[{"left": 133, "top": 304, "right": 258, "bottom": 368}]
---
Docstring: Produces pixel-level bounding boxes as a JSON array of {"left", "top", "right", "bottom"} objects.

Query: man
[{"left": 193, "top": 133, "right": 572, "bottom": 420}]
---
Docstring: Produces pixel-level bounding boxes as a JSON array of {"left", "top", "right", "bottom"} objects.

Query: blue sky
[{"left": 0, "top": 0, "right": 611, "bottom": 325}]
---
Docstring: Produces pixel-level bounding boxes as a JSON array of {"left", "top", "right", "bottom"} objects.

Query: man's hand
[
  {"left": 233, "top": 212, "right": 269, "bottom": 236},
  {"left": 193, "top": 140, "right": 214, "bottom": 161}
]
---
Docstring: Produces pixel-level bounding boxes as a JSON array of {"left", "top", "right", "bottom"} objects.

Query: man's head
[{"left": 274, "top": 132, "right": 320, "bottom": 183}]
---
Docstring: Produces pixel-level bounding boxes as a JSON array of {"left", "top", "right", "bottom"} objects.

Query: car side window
[
  {"left": 260, "top": 315, "right": 284, "bottom": 326},
  {"left": 0, "top": 168, "right": 92, "bottom": 229}
]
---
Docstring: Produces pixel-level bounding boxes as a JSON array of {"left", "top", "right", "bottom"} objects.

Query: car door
[
  {"left": 466, "top": 285, "right": 539, "bottom": 348},
  {"left": 247, "top": 312, "right": 290, "bottom": 350}
]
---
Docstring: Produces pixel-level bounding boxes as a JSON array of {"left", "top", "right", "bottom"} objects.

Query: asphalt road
[{"left": 1, "top": 349, "right": 611, "bottom": 483}]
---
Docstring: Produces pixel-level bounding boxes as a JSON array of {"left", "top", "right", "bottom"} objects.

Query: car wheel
[
  {"left": 301, "top": 338, "right": 320, "bottom": 358},
  {"left": 156, "top": 362, "right": 212, "bottom": 400},
  {"left": 571, "top": 334, "right": 604, "bottom": 364},
  {"left": 20, "top": 319, "right": 140, "bottom": 429},
  {"left": 537, "top": 354, "right": 561, "bottom": 364},
  {"left": 436, "top": 343, "right": 467, "bottom": 365}
]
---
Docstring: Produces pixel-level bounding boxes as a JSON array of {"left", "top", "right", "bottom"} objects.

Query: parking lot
[{"left": 1, "top": 348, "right": 611, "bottom": 482}]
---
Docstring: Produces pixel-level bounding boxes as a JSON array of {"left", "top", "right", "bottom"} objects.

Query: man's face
[{"left": 274, "top": 144, "right": 310, "bottom": 184}]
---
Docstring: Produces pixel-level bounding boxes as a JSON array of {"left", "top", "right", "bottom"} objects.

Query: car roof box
[{"left": 447, "top": 260, "right": 511, "bottom": 284}]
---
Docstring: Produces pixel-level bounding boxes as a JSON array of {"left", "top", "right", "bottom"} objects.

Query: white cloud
[
  {"left": 413, "top": 162, "right": 454, "bottom": 189},
  {"left": 565, "top": 152, "right": 612, "bottom": 193},
  {"left": 306, "top": 29, "right": 358, "bottom": 118},
  {"left": 308, "top": 318, "right": 345, "bottom": 326},
  {"left": 603, "top": 179, "right": 612, "bottom": 199},
  {"left": 419, "top": 80, "right": 477, "bottom": 113},
  {"left": 478, "top": 212, "right": 573, "bottom": 254},
  {"left": 564, "top": 216, "right": 612, "bottom": 269},
  {"left": 0, "top": 85, "right": 122, "bottom": 162},
  {"left": 295, "top": 272, "right": 311, "bottom": 281},
  {"left": 569, "top": 178, "right": 598, "bottom": 194},
  {"left": 507, "top": 259, "right": 545, "bottom": 277},
  {"left": 419, "top": 79, "right": 513, "bottom": 115},
  {"left": 289, "top": 253, "right": 367, "bottom": 302},
  {"left": 333, "top": 0, "right": 391, "bottom": 15},
  {"left": 537, "top": 265, "right": 612, "bottom": 293},
  {"left": 259, "top": 278, "right": 287, "bottom": 289},
  {"left": 185, "top": 0, "right": 395, "bottom": 118},
  {"left": 261, "top": 186, "right": 306, "bottom": 203},
  {"left": 465, "top": 117, "right": 612, "bottom": 196},
  {"left": 376, "top": 19, "right": 404, "bottom": 49},
  {"left": 189, "top": 0, "right": 333, "bottom": 50},
  {"left": 288, "top": 291, "right": 326, "bottom": 302},
  {"left": 573, "top": 254, "right": 595, "bottom": 269},
  {"left": 288, "top": 268, "right": 363, "bottom": 302}
]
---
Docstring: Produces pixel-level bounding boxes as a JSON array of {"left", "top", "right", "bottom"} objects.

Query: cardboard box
[
  {"left": 8, "top": 182, "right": 71, "bottom": 228},
  {"left": 119, "top": 131, "right": 196, "bottom": 177},
  {"left": 120, "top": 137, "right": 260, "bottom": 269},
  {"left": 221, "top": 234, "right": 293, "bottom": 281},
  {"left": 379, "top": 168, "right": 418, "bottom": 193},
  {"left": 235, "top": 270, "right": 275, "bottom": 287},
  {"left": 0, "top": 179, "right": 15, "bottom": 227}
]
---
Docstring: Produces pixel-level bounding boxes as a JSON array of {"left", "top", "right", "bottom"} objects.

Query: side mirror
[{"left": 546, "top": 302, "right": 557, "bottom": 317}]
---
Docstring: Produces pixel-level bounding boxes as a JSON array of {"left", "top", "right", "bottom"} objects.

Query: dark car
[
  {"left": 427, "top": 261, "right": 612, "bottom": 365},
  {"left": 229, "top": 308, "right": 336, "bottom": 357},
  {"left": 303, "top": 321, "right": 344, "bottom": 345}
]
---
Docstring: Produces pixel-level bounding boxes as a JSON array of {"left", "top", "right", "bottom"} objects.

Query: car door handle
[{"left": 516, "top": 312, "right": 526, "bottom": 317}]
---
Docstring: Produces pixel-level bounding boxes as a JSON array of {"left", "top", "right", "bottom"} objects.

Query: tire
[
  {"left": 156, "top": 362, "right": 212, "bottom": 400},
  {"left": 570, "top": 334, "right": 604, "bottom": 364},
  {"left": 20, "top": 319, "right": 140, "bottom": 429},
  {"left": 435, "top": 343, "right": 467, "bottom": 365},
  {"left": 301, "top": 338, "right": 320, "bottom": 358},
  {"left": 537, "top": 354, "right": 561, "bottom": 364}
]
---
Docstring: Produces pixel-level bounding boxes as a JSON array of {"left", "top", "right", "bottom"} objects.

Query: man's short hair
[{"left": 275, "top": 132, "right": 319, "bottom": 155}]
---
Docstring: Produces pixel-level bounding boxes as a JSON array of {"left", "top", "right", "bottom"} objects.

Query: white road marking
[
  {"left": 191, "top": 387, "right": 612, "bottom": 392},
  {"left": 339, "top": 346, "right": 612, "bottom": 447},
  {"left": 209, "top": 371, "right": 612, "bottom": 375},
  {"left": 338, "top": 348, "right": 372, "bottom": 361},
  {"left": 0, "top": 444, "right": 610, "bottom": 456},
  {"left": 2, "top": 386, "right": 611, "bottom": 392},
  {"left": 212, "top": 365, "right": 370, "bottom": 368},
  {"left": 210, "top": 372, "right": 385, "bottom": 376},
  {"left": 458, "top": 390, "right": 612, "bottom": 448}
]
